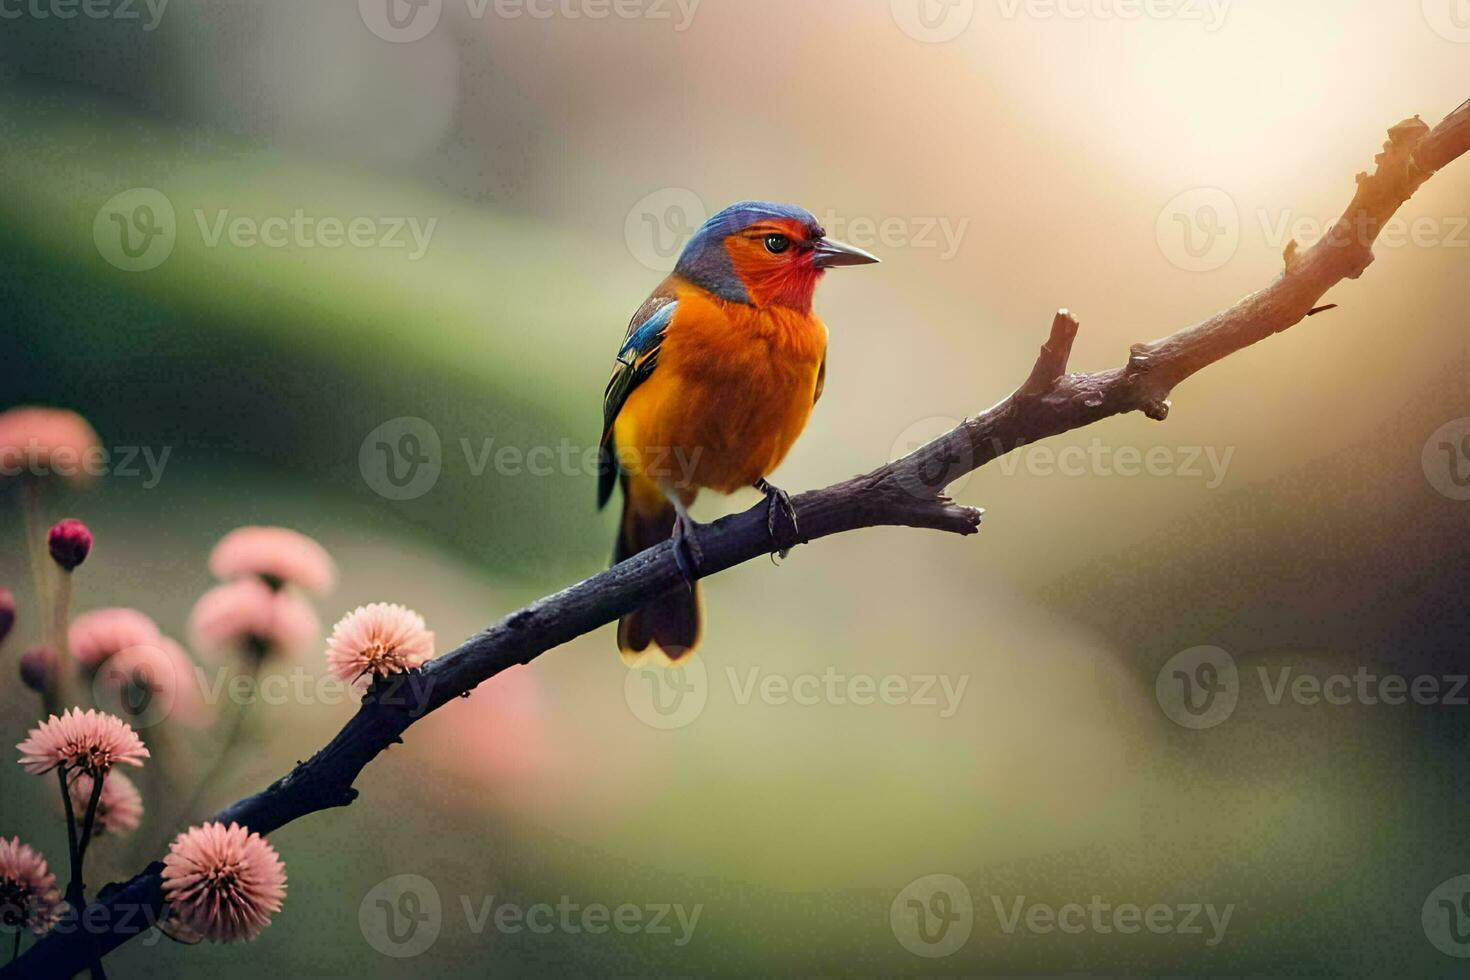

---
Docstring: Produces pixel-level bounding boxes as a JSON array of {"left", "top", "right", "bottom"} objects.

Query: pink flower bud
[
  {"left": 0, "top": 587, "right": 14, "bottom": 647},
  {"left": 19, "top": 646, "right": 56, "bottom": 695},
  {"left": 47, "top": 519, "right": 92, "bottom": 572}
]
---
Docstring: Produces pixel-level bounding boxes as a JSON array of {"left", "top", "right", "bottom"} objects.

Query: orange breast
[{"left": 613, "top": 283, "right": 827, "bottom": 499}]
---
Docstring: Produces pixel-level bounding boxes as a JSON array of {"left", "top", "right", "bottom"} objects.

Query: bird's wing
[
  {"left": 598, "top": 297, "right": 678, "bottom": 509},
  {"left": 813, "top": 351, "right": 827, "bottom": 406}
]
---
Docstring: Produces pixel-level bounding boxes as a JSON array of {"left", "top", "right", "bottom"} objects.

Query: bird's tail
[{"left": 615, "top": 478, "right": 702, "bottom": 664}]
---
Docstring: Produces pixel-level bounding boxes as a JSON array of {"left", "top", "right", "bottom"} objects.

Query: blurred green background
[{"left": 2, "top": 0, "right": 1469, "bottom": 975}]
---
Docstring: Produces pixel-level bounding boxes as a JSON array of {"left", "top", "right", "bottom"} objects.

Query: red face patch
[{"left": 723, "top": 218, "right": 824, "bottom": 312}]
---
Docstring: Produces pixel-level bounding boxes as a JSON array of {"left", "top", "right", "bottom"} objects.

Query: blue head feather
[{"left": 674, "top": 201, "right": 825, "bottom": 304}]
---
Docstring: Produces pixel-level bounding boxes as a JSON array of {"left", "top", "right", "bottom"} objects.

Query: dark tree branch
[{"left": 8, "top": 97, "right": 1470, "bottom": 978}]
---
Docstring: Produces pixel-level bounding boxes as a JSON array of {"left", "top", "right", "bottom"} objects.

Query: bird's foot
[
  {"left": 754, "top": 478, "right": 799, "bottom": 560},
  {"left": 671, "top": 510, "right": 703, "bottom": 591}
]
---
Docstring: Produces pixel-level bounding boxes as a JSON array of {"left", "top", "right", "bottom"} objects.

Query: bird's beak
[{"left": 810, "top": 237, "right": 880, "bottom": 269}]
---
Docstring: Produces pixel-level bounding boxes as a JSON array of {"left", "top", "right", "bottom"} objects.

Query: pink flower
[
  {"left": 325, "top": 603, "right": 435, "bottom": 683},
  {"left": 0, "top": 837, "right": 62, "bottom": 935},
  {"left": 0, "top": 406, "right": 101, "bottom": 485},
  {"left": 209, "top": 527, "right": 336, "bottom": 596},
  {"left": 69, "top": 607, "right": 162, "bottom": 670},
  {"left": 162, "top": 822, "right": 286, "bottom": 943},
  {"left": 16, "top": 708, "right": 149, "bottom": 777},
  {"left": 47, "top": 518, "right": 93, "bottom": 572},
  {"left": 188, "top": 579, "right": 320, "bottom": 660},
  {"left": 68, "top": 771, "right": 144, "bottom": 836},
  {"left": 96, "top": 636, "right": 213, "bottom": 728}
]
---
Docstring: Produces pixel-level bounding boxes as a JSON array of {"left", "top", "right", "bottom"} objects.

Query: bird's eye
[{"left": 763, "top": 234, "right": 791, "bottom": 254}]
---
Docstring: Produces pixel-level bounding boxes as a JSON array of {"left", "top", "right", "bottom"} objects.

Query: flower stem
[
  {"left": 20, "top": 477, "right": 49, "bottom": 633},
  {"left": 21, "top": 478, "right": 70, "bottom": 711},
  {"left": 57, "top": 767, "right": 81, "bottom": 907},
  {"left": 79, "top": 771, "right": 105, "bottom": 863},
  {"left": 60, "top": 767, "right": 108, "bottom": 979},
  {"left": 47, "top": 571, "right": 72, "bottom": 713}
]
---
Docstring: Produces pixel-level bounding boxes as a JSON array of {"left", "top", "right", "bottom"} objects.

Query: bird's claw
[
  {"left": 671, "top": 512, "right": 702, "bottom": 591},
  {"left": 755, "top": 478, "right": 799, "bottom": 560}
]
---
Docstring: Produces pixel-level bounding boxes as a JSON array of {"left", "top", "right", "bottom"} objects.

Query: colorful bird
[{"left": 599, "top": 200, "right": 879, "bottom": 663}]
